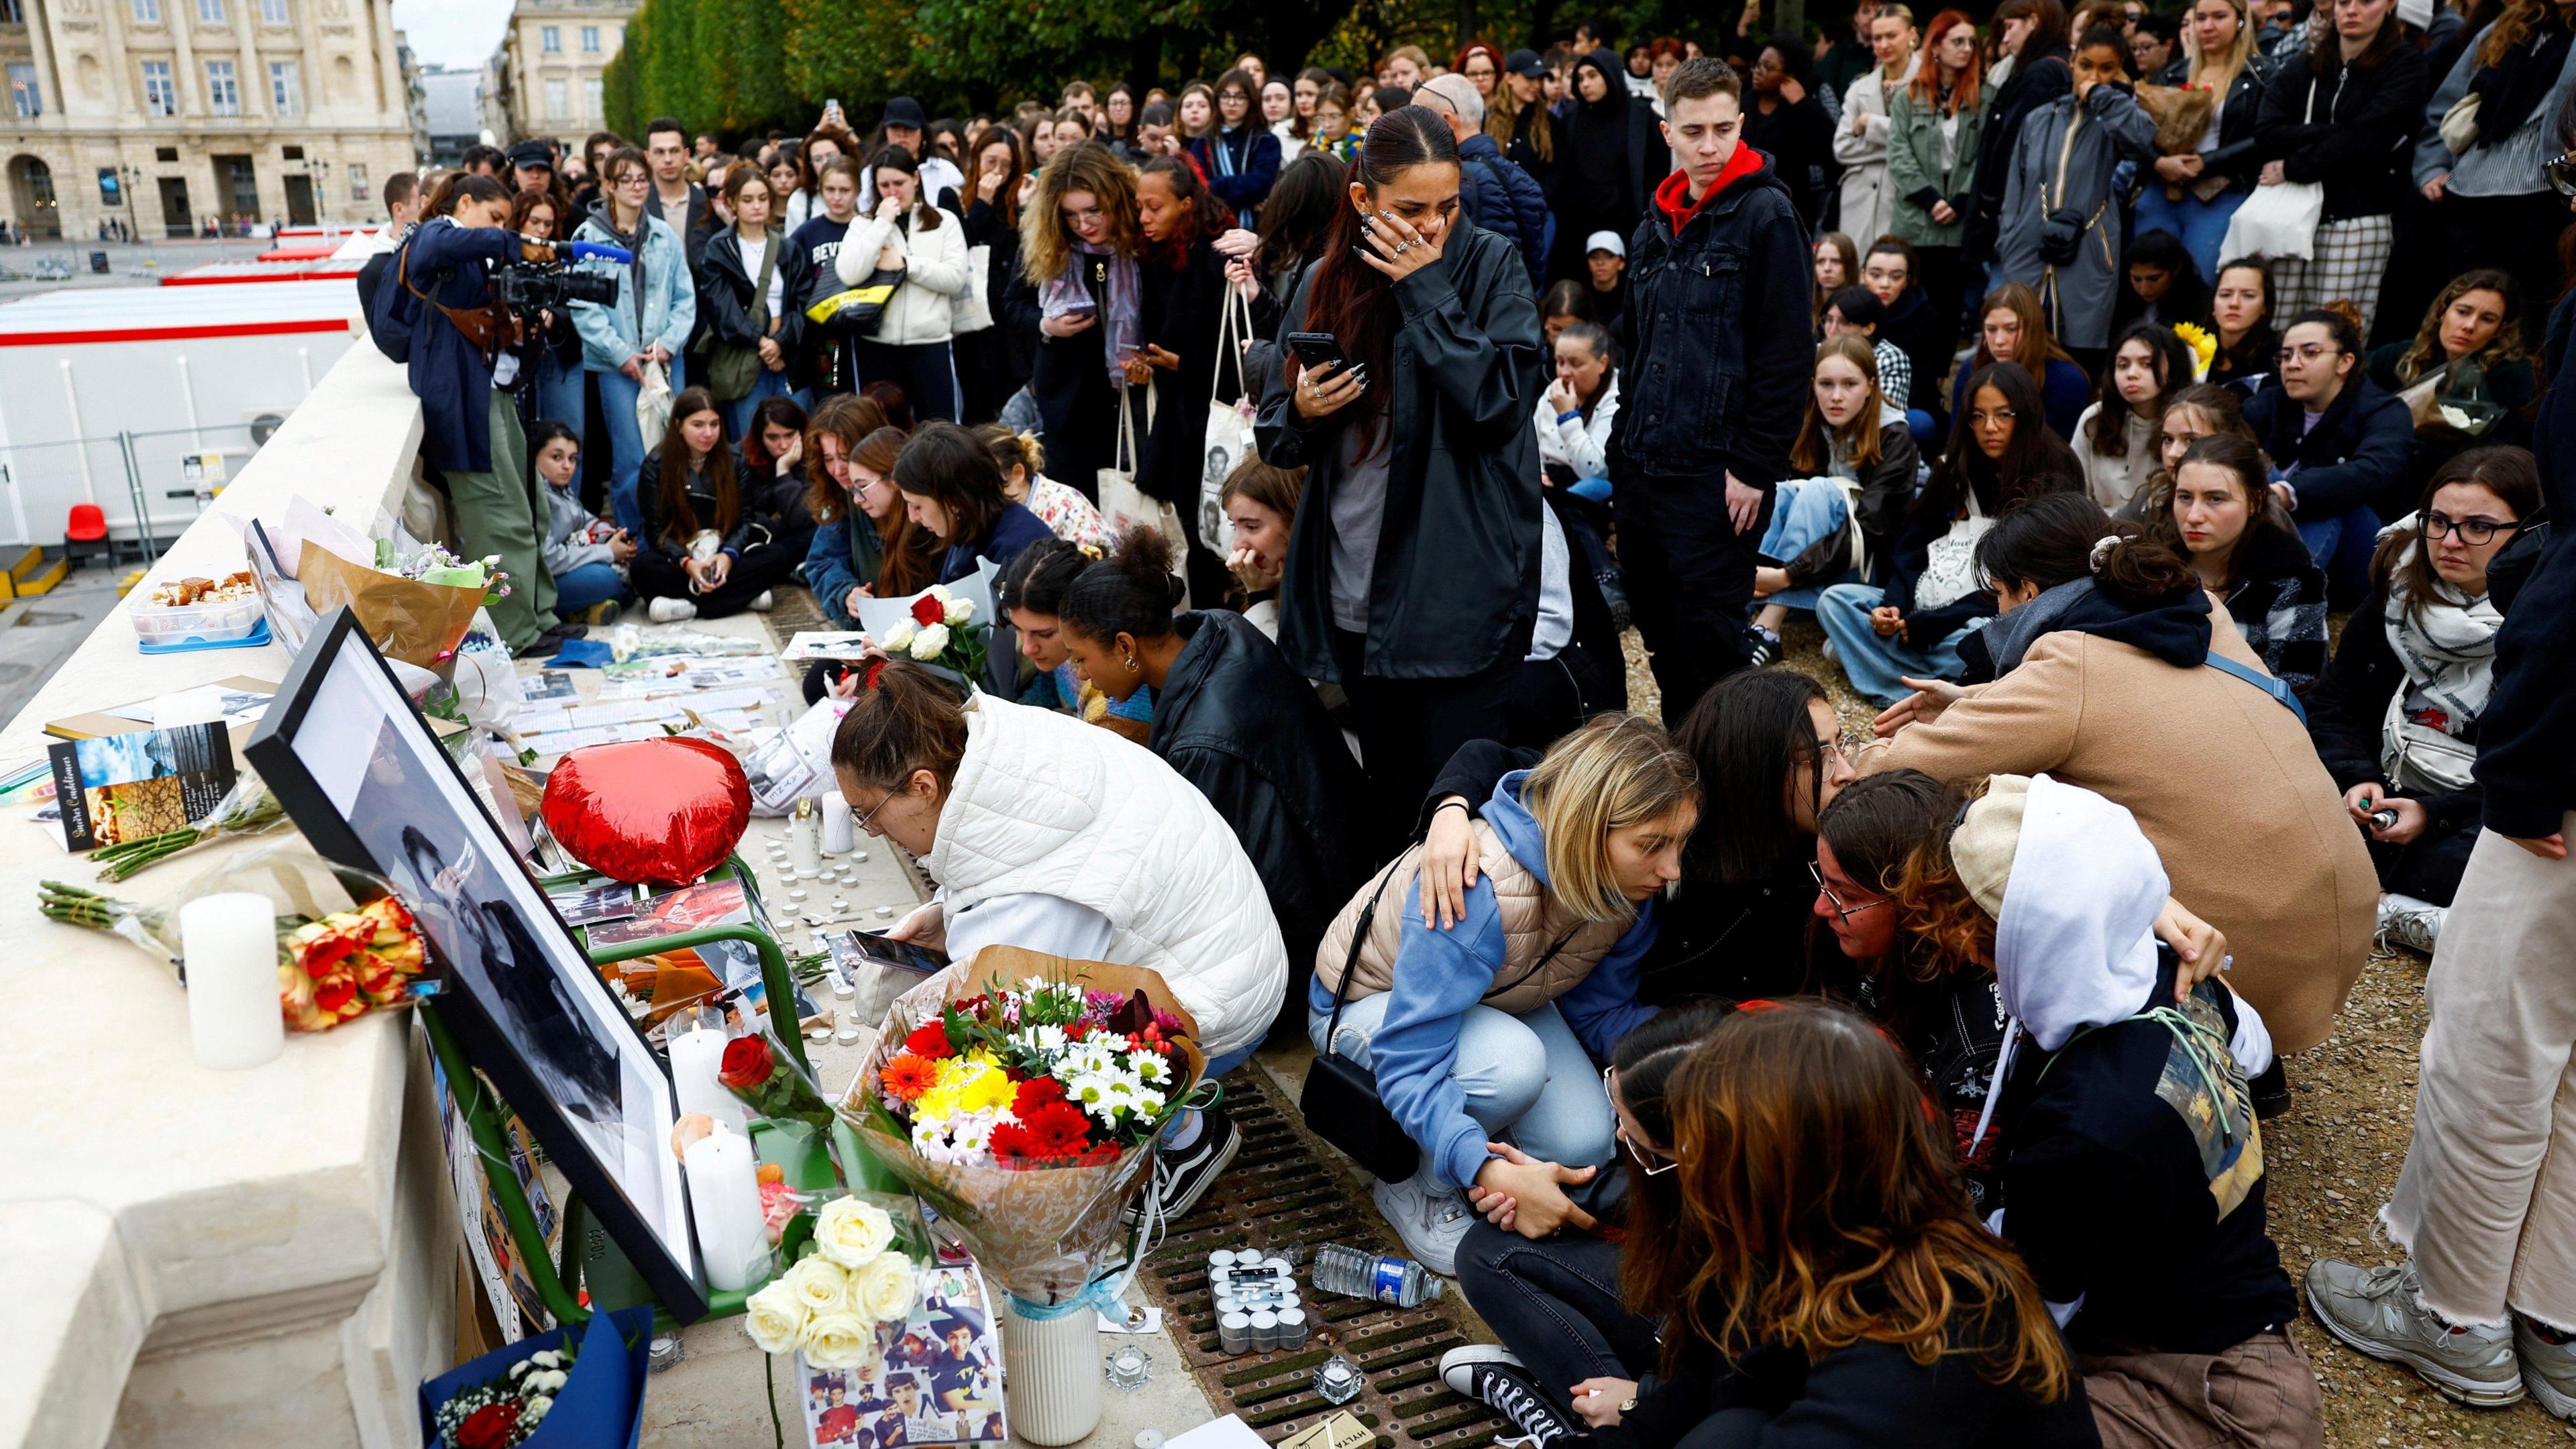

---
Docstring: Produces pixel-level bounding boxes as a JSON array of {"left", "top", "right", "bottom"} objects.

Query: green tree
[{"left": 642, "top": 0, "right": 704, "bottom": 126}]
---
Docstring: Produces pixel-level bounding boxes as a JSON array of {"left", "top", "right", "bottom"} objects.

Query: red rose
[
  {"left": 718, "top": 1034, "right": 775, "bottom": 1091},
  {"left": 456, "top": 1402, "right": 521, "bottom": 1449},
  {"left": 903, "top": 1021, "right": 955, "bottom": 1060},
  {"left": 910, "top": 594, "right": 946, "bottom": 627},
  {"left": 313, "top": 974, "right": 358, "bottom": 1015}
]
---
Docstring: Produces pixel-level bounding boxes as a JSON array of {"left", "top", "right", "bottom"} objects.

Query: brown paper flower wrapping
[
  {"left": 295, "top": 541, "right": 486, "bottom": 670},
  {"left": 839, "top": 946, "right": 1205, "bottom": 1306}
]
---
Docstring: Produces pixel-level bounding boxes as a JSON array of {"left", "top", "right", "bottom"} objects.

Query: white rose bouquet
[
  {"left": 739, "top": 1191, "right": 928, "bottom": 1366},
  {"left": 873, "top": 584, "right": 989, "bottom": 688}
]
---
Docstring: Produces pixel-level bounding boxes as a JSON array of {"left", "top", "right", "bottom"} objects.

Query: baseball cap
[
  {"left": 1585, "top": 230, "right": 1625, "bottom": 258},
  {"left": 1503, "top": 48, "right": 1549, "bottom": 79},
  {"left": 506, "top": 140, "right": 554, "bottom": 170}
]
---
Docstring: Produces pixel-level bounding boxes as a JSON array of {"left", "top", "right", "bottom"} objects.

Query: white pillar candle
[
  {"left": 790, "top": 797, "right": 824, "bottom": 877},
  {"left": 666, "top": 1023, "right": 749, "bottom": 1134},
  {"left": 820, "top": 790, "right": 855, "bottom": 855},
  {"left": 181, "top": 892, "right": 284, "bottom": 1071},
  {"left": 682, "top": 1120, "right": 771, "bottom": 1292}
]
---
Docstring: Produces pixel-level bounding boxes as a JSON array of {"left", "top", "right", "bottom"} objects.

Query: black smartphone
[
  {"left": 849, "top": 928, "right": 948, "bottom": 975},
  {"left": 1286, "top": 331, "right": 1348, "bottom": 372},
  {"left": 1056, "top": 302, "right": 1097, "bottom": 323}
]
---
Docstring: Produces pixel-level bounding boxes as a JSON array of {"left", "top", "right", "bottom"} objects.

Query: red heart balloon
[{"left": 542, "top": 737, "right": 751, "bottom": 885}]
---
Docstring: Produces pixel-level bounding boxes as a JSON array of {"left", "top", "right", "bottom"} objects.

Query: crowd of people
[{"left": 361, "top": 7, "right": 2576, "bottom": 1444}]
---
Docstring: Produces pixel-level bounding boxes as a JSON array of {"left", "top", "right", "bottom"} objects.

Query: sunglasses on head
[{"left": 2550, "top": 150, "right": 2576, "bottom": 197}]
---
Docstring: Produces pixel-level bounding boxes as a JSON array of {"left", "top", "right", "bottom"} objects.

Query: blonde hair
[
  {"left": 1019, "top": 143, "right": 1142, "bottom": 282},
  {"left": 1521, "top": 712, "right": 1700, "bottom": 924},
  {"left": 2184, "top": 0, "right": 2257, "bottom": 91}
]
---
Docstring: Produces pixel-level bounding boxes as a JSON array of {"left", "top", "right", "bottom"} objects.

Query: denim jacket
[{"left": 569, "top": 205, "right": 696, "bottom": 370}]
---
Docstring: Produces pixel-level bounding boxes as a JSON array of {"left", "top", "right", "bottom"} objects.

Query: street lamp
[{"left": 119, "top": 162, "right": 139, "bottom": 244}]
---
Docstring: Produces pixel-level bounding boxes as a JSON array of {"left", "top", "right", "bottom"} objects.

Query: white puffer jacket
[
  {"left": 833, "top": 201, "right": 969, "bottom": 346},
  {"left": 924, "top": 694, "right": 1288, "bottom": 1058}
]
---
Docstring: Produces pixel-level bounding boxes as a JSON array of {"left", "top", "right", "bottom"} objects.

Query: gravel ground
[{"left": 1619, "top": 619, "right": 2575, "bottom": 1448}]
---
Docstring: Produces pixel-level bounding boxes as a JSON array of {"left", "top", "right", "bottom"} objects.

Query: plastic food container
[{"left": 131, "top": 594, "right": 264, "bottom": 647}]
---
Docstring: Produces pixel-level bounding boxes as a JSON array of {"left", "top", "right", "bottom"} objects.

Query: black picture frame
[{"left": 247, "top": 606, "right": 709, "bottom": 1320}]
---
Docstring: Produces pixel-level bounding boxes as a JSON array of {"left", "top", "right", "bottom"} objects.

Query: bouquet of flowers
[
  {"left": 416, "top": 1305, "right": 653, "bottom": 1449},
  {"left": 430, "top": 1343, "right": 575, "bottom": 1448},
  {"left": 842, "top": 947, "right": 1208, "bottom": 1306},
  {"left": 876, "top": 585, "right": 989, "bottom": 686},
  {"left": 739, "top": 1193, "right": 931, "bottom": 1366},
  {"left": 297, "top": 538, "right": 504, "bottom": 670}
]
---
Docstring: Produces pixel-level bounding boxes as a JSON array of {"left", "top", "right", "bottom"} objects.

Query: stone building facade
[
  {"left": 0, "top": 0, "right": 421, "bottom": 239},
  {"left": 490, "top": 0, "right": 633, "bottom": 150}
]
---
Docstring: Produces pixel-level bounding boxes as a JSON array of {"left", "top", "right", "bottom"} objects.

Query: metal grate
[{"left": 1136, "top": 1074, "right": 1503, "bottom": 1449}]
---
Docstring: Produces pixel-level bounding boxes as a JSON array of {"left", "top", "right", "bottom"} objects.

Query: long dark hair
[
  {"left": 743, "top": 395, "right": 810, "bottom": 476},
  {"left": 1258, "top": 150, "right": 1350, "bottom": 281},
  {"left": 2369, "top": 446, "right": 2541, "bottom": 623},
  {"left": 1974, "top": 492, "right": 2203, "bottom": 608},
  {"left": 1674, "top": 668, "right": 1831, "bottom": 886},
  {"left": 964, "top": 124, "right": 1028, "bottom": 229},
  {"left": 1920, "top": 362, "right": 2080, "bottom": 523},
  {"left": 892, "top": 421, "right": 1010, "bottom": 545},
  {"left": 1136, "top": 156, "right": 1228, "bottom": 268},
  {"left": 2086, "top": 321, "right": 2194, "bottom": 459},
  {"left": 2311, "top": 0, "right": 2404, "bottom": 70},
  {"left": 1292, "top": 106, "right": 1461, "bottom": 451},
  {"left": 1608, "top": 1000, "right": 1733, "bottom": 1296},
  {"left": 867, "top": 146, "right": 943, "bottom": 230},
  {"left": 2145, "top": 433, "right": 2297, "bottom": 589},
  {"left": 653, "top": 386, "right": 739, "bottom": 543}
]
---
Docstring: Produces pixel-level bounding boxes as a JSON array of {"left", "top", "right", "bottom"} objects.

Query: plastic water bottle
[{"left": 1309, "top": 1243, "right": 1444, "bottom": 1307}]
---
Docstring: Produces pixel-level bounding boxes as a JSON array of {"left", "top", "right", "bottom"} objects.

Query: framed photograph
[{"left": 247, "top": 607, "right": 708, "bottom": 1320}]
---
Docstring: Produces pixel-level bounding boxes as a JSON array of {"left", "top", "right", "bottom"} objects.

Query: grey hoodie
[{"left": 541, "top": 480, "right": 616, "bottom": 580}]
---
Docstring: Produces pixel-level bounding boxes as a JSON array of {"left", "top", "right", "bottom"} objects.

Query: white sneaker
[
  {"left": 2520, "top": 1317, "right": 2576, "bottom": 1419},
  {"left": 748, "top": 589, "right": 773, "bottom": 612},
  {"left": 2308, "top": 1259, "right": 2524, "bottom": 1406},
  {"left": 647, "top": 596, "right": 698, "bottom": 624},
  {"left": 1371, "top": 1169, "right": 1473, "bottom": 1278},
  {"left": 2377, "top": 894, "right": 2446, "bottom": 957}
]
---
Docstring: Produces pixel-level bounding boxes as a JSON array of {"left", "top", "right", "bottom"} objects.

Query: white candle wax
[
  {"left": 790, "top": 799, "right": 824, "bottom": 877},
  {"left": 181, "top": 892, "right": 284, "bottom": 1071},
  {"left": 683, "top": 1120, "right": 771, "bottom": 1291},
  {"left": 666, "top": 1024, "right": 749, "bottom": 1134},
  {"left": 820, "top": 790, "right": 855, "bottom": 855}
]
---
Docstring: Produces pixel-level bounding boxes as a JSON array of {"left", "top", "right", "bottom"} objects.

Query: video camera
[{"left": 491, "top": 248, "right": 623, "bottom": 316}]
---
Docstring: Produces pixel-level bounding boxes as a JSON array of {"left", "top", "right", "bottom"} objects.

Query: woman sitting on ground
[
  {"left": 1892, "top": 773, "right": 2319, "bottom": 1449},
  {"left": 994, "top": 538, "right": 1154, "bottom": 741},
  {"left": 2072, "top": 320, "right": 2196, "bottom": 511},
  {"left": 1576, "top": 999, "right": 2105, "bottom": 1448},
  {"left": 2139, "top": 433, "right": 2326, "bottom": 692},
  {"left": 1311, "top": 712, "right": 1698, "bottom": 1277},
  {"left": 892, "top": 421, "right": 1055, "bottom": 588},
  {"left": 1952, "top": 282, "right": 2094, "bottom": 441},
  {"left": 1862, "top": 492, "right": 2379, "bottom": 1077},
  {"left": 837, "top": 660, "right": 1288, "bottom": 1220},
  {"left": 1748, "top": 334, "right": 1922, "bottom": 665},
  {"left": 2129, "top": 381, "right": 2263, "bottom": 518},
  {"left": 2304, "top": 446, "right": 2536, "bottom": 954},
  {"left": 1059, "top": 525, "right": 1366, "bottom": 1010},
  {"left": 738, "top": 396, "right": 816, "bottom": 557},
  {"left": 2363, "top": 269, "right": 2540, "bottom": 517},
  {"left": 531, "top": 420, "right": 634, "bottom": 625},
  {"left": 631, "top": 387, "right": 797, "bottom": 622},
  {"left": 2204, "top": 256, "right": 2279, "bottom": 388},
  {"left": 1535, "top": 321, "right": 1620, "bottom": 498},
  {"left": 973, "top": 424, "right": 1113, "bottom": 551},
  {"left": 802, "top": 399, "right": 929, "bottom": 629},
  {"left": 1216, "top": 456, "right": 1302, "bottom": 639},
  {"left": 1819, "top": 361, "right": 2082, "bottom": 707}
]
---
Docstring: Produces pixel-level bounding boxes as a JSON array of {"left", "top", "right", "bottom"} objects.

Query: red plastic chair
[{"left": 64, "top": 502, "right": 112, "bottom": 570}]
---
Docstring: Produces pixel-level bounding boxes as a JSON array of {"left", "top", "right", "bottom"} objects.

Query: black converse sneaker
[
  {"left": 1130, "top": 1102, "right": 1240, "bottom": 1226},
  {"left": 1440, "top": 1346, "right": 1580, "bottom": 1446},
  {"left": 1745, "top": 625, "right": 1782, "bottom": 669}
]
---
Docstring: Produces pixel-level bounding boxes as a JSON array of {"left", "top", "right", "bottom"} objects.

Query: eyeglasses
[
  {"left": 2549, "top": 150, "right": 2576, "bottom": 197},
  {"left": 1970, "top": 408, "right": 2019, "bottom": 426},
  {"left": 2421, "top": 510, "right": 2524, "bottom": 545},
  {"left": 853, "top": 788, "right": 901, "bottom": 837},
  {"left": 1813, "top": 729, "right": 1862, "bottom": 763},
  {"left": 2276, "top": 343, "right": 2337, "bottom": 365},
  {"left": 1601, "top": 1067, "right": 1678, "bottom": 1175},
  {"left": 1808, "top": 859, "right": 1890, "bottom": 925}
]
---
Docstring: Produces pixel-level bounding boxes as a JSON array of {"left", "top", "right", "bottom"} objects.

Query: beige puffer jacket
[{"left": 1314, "top": 819, "right": 1635, "bottom": 1016}]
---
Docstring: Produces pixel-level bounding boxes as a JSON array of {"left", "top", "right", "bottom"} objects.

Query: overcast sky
[{"left": 392, "top": 0, "right": 515, "bottom": 70}]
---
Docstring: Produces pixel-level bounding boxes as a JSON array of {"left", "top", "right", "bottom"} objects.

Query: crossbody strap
[
  {"left": 1324, "top": 850, "right": 1410, "bottom": 1050},
  {"left": 2205, "top": 651, "right": 2306, "bottom": 723}
]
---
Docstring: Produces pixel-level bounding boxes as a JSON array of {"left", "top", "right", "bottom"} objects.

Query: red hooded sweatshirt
[{"left": 1655, "top": 142, "right": 1766, "bottom": 237}]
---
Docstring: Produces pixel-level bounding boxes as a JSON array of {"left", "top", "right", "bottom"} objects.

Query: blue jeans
[
  {"left": 2296, "top": 503, "right": 2381, "bottom": 608},
  {"left": 1567, "top": 476, "right": 1613, "bottom": 504},
  {"left": 1309, "top": 994, "right": 1616, "bottom": 1189},
  {"left": 1817, "top": 580, "right": 1977, "bottom": 706},
  {"left": 551, "top": 561, "right": 628, "bottom": 614},
  {"left": 591, "top": 354, "right": 686, "bottom": 536},
  {"left": 2131, "top": 184, "right": 2251, "bottom": 286},
  {"left": 1758, "top": 477, "right": 1855, "bottom": 616},
  {"left": 533, "top": 350, "right": 586, "bottom": 439},
  {"left": 723, "top": 368, "right": 792, "bottom": 440}
]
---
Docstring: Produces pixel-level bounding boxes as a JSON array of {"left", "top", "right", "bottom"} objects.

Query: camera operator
[{"left": 380, "top": 172, "right": 561, "bottom": 655}]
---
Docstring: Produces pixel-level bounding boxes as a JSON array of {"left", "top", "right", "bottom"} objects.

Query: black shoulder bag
[{"left": 1299, "top": 847, "right": 1580, "bottom": 1186}]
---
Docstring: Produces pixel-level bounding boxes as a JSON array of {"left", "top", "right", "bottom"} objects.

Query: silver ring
[{"left": 2220, "top": 953, "right": 2235, "bottom": 972}]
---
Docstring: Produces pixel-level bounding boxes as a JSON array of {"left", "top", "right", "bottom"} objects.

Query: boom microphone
[{"left": 564, "top": 239, "right": 633, "bottom": 264}]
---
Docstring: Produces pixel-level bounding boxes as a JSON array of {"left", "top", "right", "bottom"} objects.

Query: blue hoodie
[{"left": 1308, "top": 771, "right": 1662, "bottom": 1190}]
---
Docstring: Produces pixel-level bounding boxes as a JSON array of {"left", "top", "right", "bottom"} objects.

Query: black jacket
[
  {"left": 1558, "top": 49, "right": 1666, "bottom": 246},
  {"left": 1137, "top": 238, "right": 1279, "bottom": 507},
  {"left": 1970, "top": 45, "right": 2071, "bottom": 266},
  {"left": 1870, "top": 965, "right": 2017, "bottom": 1214},
  {"left": 2241, "top": 374, "right": 2413, "bottom": 521},
  {"left": 1254, "top": 227, "right": 1548, "bottom": 682},
  {"left": 2252, "top": 40, "right": 2431, "bottom": 223},
  {"left": 2216, "top": 520, "right": 2331, "bottom": 694},
  {"left": 1613, "top": 154, "right": 1814, "bottom": 488},
  {"left": 2196, "top": 57, "right": 2274, "bottom": 188},
  {"left": 1150, "top": 610, "right": 1367, "bottom": 982},
  {"left": 2307, "top": 584, "right": 2485, "bottom": 836},
  {"left": 634, "top": 453, "right": 780, "bottom": 559},
  {"left": 2477, "top": 287, "right": 2576, "bottom": 837},
  {"left": 1429, "top": 737, "right": 1860, "bottom": 1007},
  {"left": 1879, "top": 284, "right": 1951, "bottom": 416},
  {"left": 962, "top": 197, "right": 1036, "bottom": 389},
  {"left": 1776, "top": 421, "right": 1921, "bottom": 589},
  {"left": 1741, "top": 92, "right": 1840, "bottom": 229},
  {"left": 1593, "top": 1324, "right": 2100, "bottom": 1449},
  {"left": 2002, "top": 961, "right": 2299, "bottom": 1358},
  {"left": 1456, "top": 131, "right": 1550, "bottom": 286},
  {"left": 696, "top": 224, "right": 813, "bottom": 386}
]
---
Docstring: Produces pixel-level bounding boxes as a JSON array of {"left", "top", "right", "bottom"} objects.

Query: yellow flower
[
  {"left": 2172, "top": 322, "right": 2217, "bottom": 383},
  {"left": 914, "top": 1083, "right": 963, "bottom": 1120}
]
